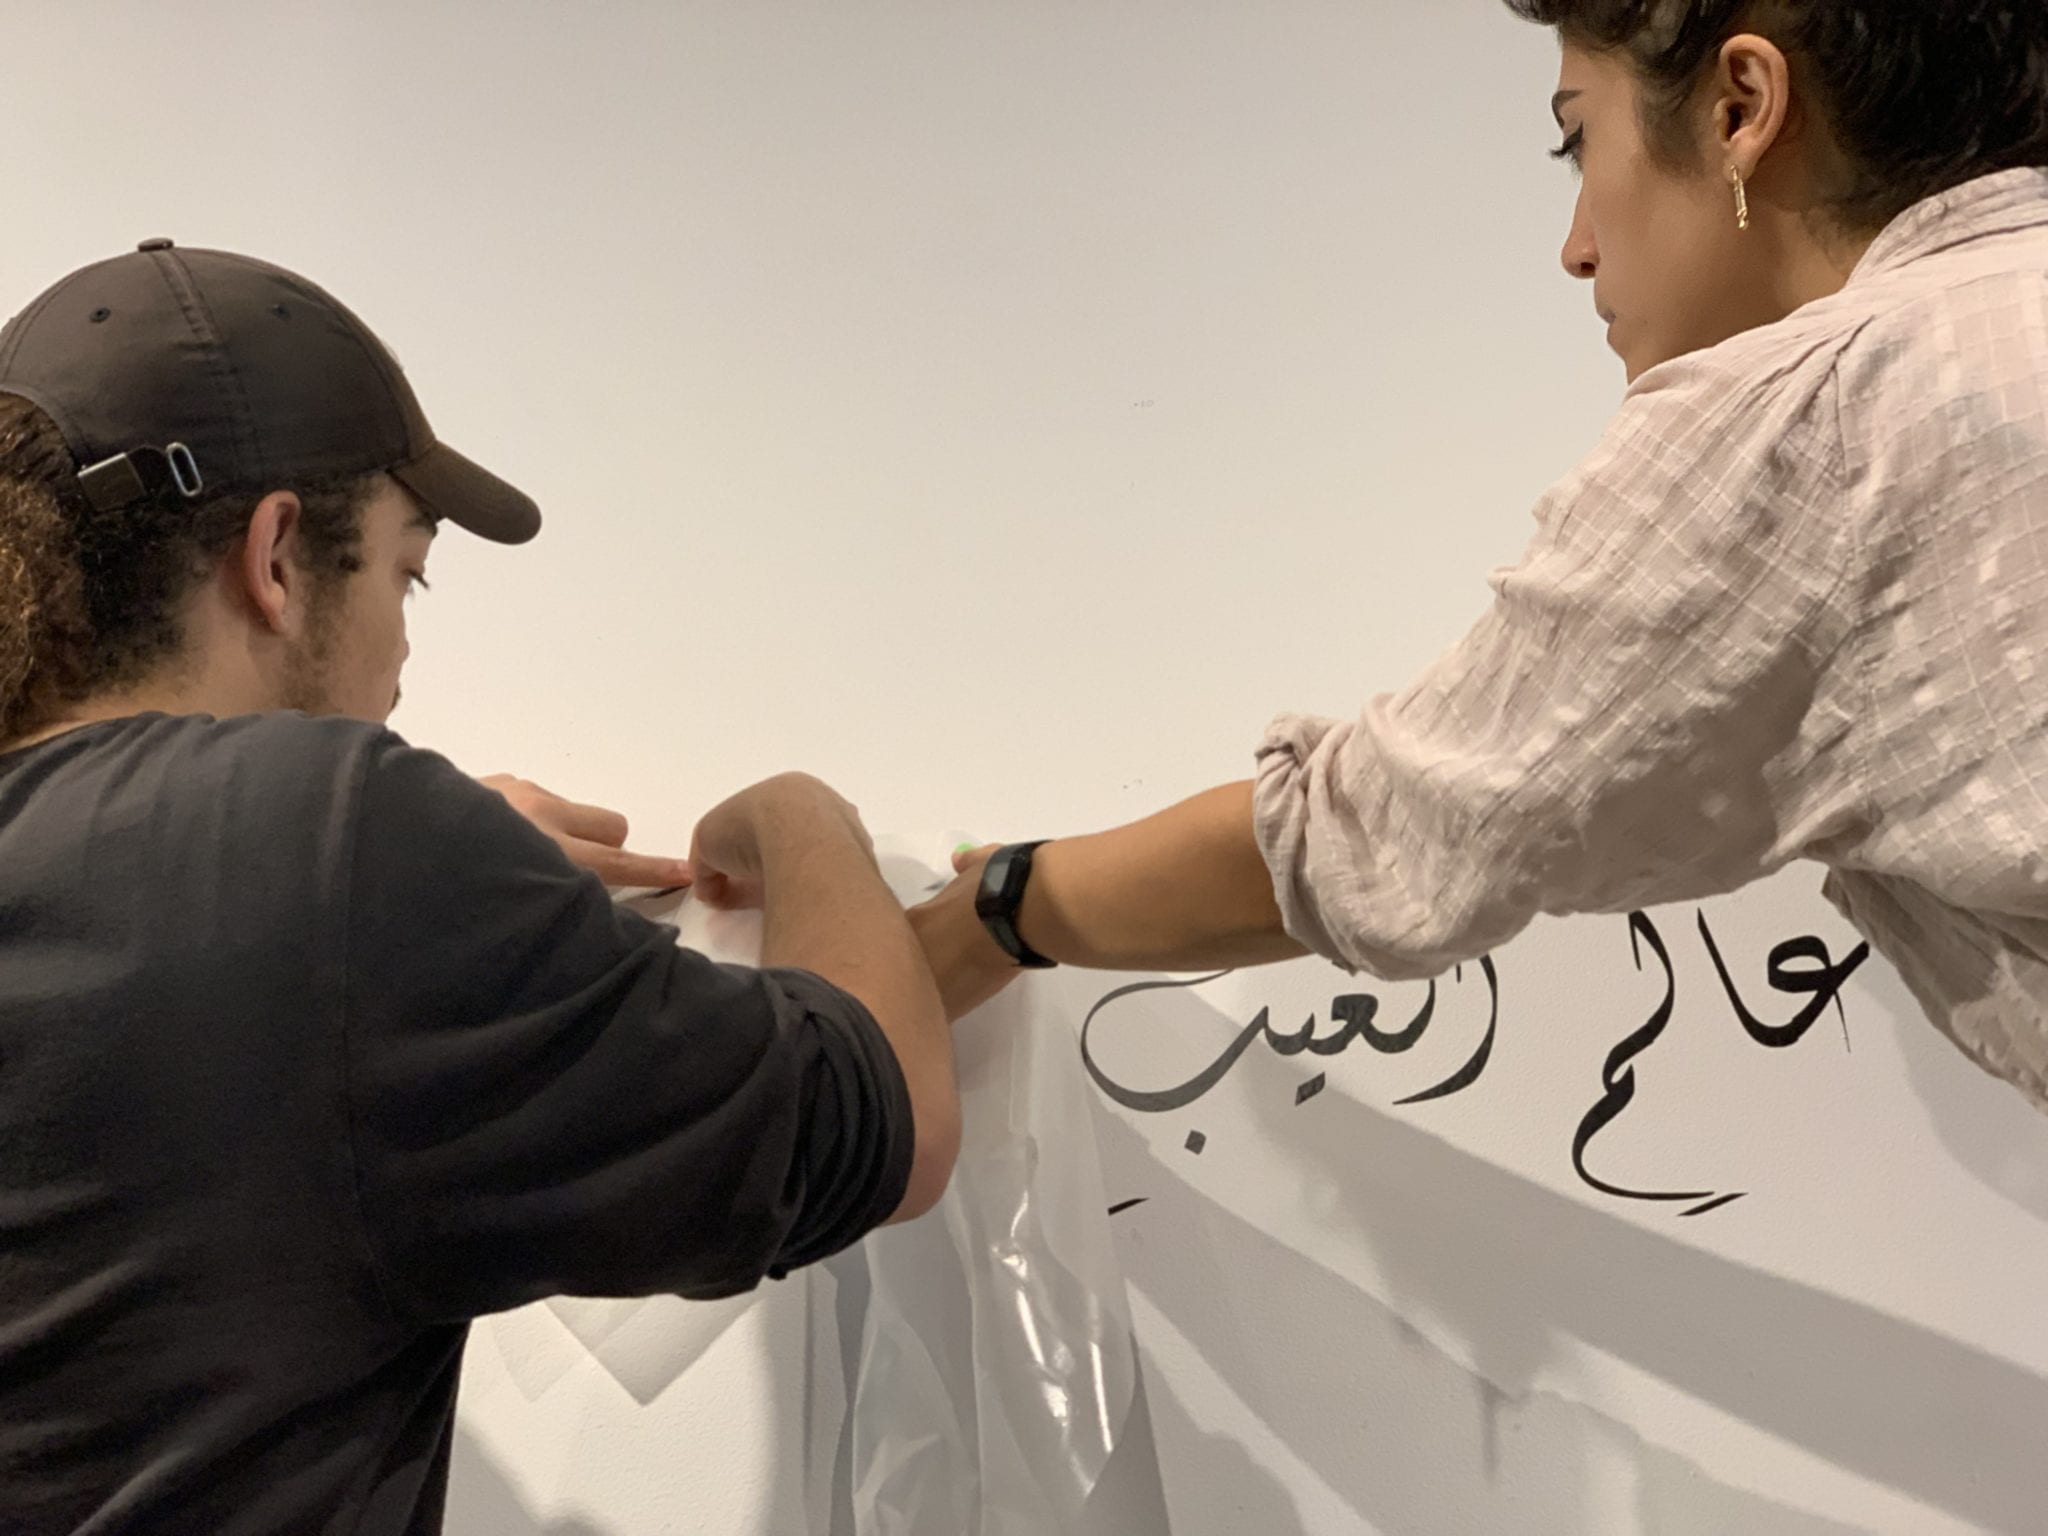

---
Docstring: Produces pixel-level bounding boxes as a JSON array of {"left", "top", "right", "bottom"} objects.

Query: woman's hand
[
  {"left": 908, "top": 844, "right": 1027, "bottom": 1023},
  {"left": 480, "top": 774, "right": 692, "bottom": 890}
]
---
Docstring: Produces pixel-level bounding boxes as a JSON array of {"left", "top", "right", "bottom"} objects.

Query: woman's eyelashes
[{"left": 1551, "top": 126, "right": 1585, "bottom": 171}]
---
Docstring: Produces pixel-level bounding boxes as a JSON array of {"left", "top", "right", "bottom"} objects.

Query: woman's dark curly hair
[
  {"left": 0, "top": 392, "right": 372, "bottom": 740},
  {"left": 1505, "top": 2, "right": 2048, "bottom": 231}
]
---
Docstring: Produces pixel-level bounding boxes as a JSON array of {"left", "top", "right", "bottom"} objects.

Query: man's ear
[{"left": 236, "top": 491, "right": 306, "bottom": 637}]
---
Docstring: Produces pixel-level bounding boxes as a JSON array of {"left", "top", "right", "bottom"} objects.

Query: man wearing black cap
[{"left": 0, "top": 242, "right": 958, "bottom": 1534}]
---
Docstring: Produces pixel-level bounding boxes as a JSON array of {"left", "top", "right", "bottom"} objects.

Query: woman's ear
[{"left": 1714, "top": 32, "right": 1795, "bottom": 178}]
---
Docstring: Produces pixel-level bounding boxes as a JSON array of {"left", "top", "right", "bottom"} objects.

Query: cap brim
[{"left": 390, "top": 443, "right": 540, "bottom": 545}]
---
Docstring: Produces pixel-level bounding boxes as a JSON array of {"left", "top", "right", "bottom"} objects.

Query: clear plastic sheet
[{"left": 618, "top": 835, "right": 1134, "bottom": 1535}]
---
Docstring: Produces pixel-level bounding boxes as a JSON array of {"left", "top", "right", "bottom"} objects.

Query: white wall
[
  {"left": 1085, "top": 882, "right": 2048, "bottom": 1534},
  {"left": 11, "top": 3, "right": 2048, "bottom": 1533}
]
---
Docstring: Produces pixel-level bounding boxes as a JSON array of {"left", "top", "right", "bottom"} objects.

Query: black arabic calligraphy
[
  {"left": 1569, "top": 908, "right": 1867, "bottom": 1214},
  {"left": 1083, "top": 906, "right": 1868, "bottom": 1218},
  {"left": 1080, "top": 958, "right": 1500, "bottom": 1114}
]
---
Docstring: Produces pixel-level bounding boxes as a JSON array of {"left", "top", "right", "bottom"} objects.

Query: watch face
[
  {"left": 974, "top": 847, "right": 1015, "bottom": 919},
  {"left": 969, "top": 844, "right": 1056, "bottom": 967}
]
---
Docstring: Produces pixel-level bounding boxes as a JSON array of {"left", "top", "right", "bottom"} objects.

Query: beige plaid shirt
[{"left": 1255, "top": 168, "right": 2048, "bottom": 1110}]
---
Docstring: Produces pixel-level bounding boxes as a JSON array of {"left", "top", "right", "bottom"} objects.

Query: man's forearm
[
  {"left": 1017, "top": 781, "right": 1308, "bottom": 972},
  {"left": 758, "top": 819, "right": 957, "bottom": 1220}
]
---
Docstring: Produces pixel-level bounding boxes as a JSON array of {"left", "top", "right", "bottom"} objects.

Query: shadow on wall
[
  {"left": 445, "top": 1424, "right": 613, "bottom": 1536},
  {"left": 1873, "top": 954, "right": 2048, "bottom": 1228},
  {"left": 1110, "top": 1106, "right": 1872, "bottom": 1536},
  {"left": 1097, "top": 985, "right": 2048, "bottom": 1536}
]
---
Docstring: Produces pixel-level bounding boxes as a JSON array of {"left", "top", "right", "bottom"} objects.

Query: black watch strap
[{"left": 975, "top": 841, "right": 1058, "bottom": 969}]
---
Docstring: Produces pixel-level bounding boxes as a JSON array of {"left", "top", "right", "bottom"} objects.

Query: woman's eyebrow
[{"left": 1551, "top": 88, "right": 1582, "bottom": 127}]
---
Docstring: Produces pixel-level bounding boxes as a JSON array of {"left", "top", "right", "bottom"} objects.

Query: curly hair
[
  {"left": 0, "top": 393, "right": 374, "bottom": 741},
  {"left": 1504, "top": 1, "right": 2048, "bottom": 231}
]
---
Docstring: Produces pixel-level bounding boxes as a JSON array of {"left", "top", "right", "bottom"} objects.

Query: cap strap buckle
[{"left": 77, "top": 442, "right": 204, "bottom": 513}]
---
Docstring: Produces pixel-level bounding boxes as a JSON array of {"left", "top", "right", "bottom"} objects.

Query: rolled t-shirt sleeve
[
  {"left": 1255, "top": 352, "right": 1864, "bottom": 980},
  {"left": 338, "top": 733, "right": 913, "bottom": 1322}
]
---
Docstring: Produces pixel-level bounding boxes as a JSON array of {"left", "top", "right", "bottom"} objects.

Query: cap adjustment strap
[{"left": 76, "top": 442, "right": 205, "bottom": 513}]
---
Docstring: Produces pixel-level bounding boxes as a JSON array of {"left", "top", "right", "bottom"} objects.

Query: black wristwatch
[{"left": 975, "top": 840, "right": 1059, "bottom": 969}]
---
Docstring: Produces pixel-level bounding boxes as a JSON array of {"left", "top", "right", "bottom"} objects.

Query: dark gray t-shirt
[{"left": 0, "top": 712, "right": 913, "bottom": 1534}]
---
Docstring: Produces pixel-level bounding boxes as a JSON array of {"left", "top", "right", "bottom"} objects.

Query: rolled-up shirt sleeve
[
  {"left": 1255, "top": 350, "right": 1866, "bottom": 979},
  {"left": 339, "top": 734, "right": 914, "bottom": 1321}
]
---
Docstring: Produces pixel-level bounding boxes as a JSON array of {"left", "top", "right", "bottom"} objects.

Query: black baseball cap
[{"left": 0, "top": 238, "right": 539, "bottom": 543}]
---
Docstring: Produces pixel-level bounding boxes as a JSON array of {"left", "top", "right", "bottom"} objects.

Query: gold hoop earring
[{"left": 1729, "top": 165, "right": 1751, "bottom": 232}]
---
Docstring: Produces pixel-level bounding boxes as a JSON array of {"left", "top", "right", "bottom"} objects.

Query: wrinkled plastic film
[
  {"left": 616, "top": 838, "right": 1135, "bottom": 1534},
  {"left": 842, "top": 840, "right": 1135, "bottom": 1536},
  {"left": 847, "top": 976, "right": 1134, "bottom": 1531}
]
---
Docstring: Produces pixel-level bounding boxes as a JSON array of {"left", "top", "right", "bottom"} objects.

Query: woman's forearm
[{"left": 1017, "top": 781, "right": 1308, "bottom": 971}]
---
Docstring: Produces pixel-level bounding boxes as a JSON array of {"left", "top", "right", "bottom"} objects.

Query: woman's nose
[{"left": 1560, "top": 193, "right": 1598, "bottom": 280}]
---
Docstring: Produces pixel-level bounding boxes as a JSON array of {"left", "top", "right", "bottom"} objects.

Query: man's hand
[
  {"left": 480, "top": 774, "right": 693, "bottom": 890},
  {"left": 908, "top": 844, "right": 1026, "bottom": 1023},
  {"left": 688, "top": 772, "right": 871, "bottom": 910},
  {"left": 688, "top": 772, "right": 956, "bottom": 1220}
]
